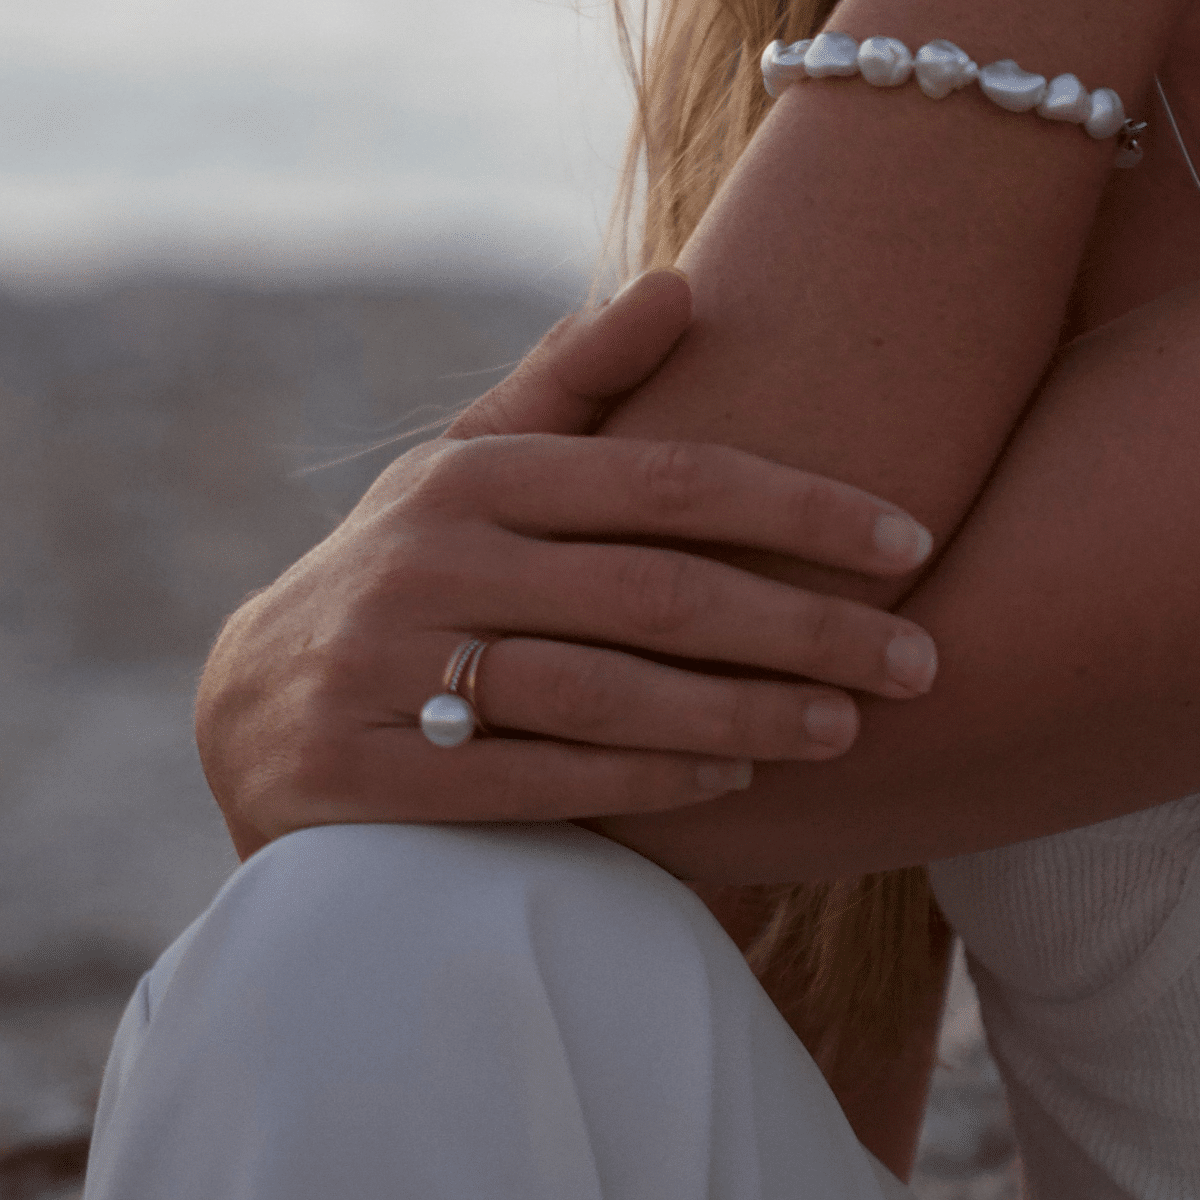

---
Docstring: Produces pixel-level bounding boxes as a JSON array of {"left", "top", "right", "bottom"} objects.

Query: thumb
[{"left": 446, "top": 268, "right": 691, "bottom": 439}]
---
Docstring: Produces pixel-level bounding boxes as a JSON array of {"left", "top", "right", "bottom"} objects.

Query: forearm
[
  {"left": 600, "top": 0, "right": 1183, "bottom": 606},
  {"left": 588, "top": 279, "right": 1200, "bottom": 883}
]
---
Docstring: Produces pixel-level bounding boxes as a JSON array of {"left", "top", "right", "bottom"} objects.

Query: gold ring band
[{"left": 442, "top": 637, "right": 494, "bottom": 735}]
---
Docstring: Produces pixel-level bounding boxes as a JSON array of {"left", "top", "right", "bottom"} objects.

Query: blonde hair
[{"left": 594, "top": 0, "right": 942, "bottom": 1077}]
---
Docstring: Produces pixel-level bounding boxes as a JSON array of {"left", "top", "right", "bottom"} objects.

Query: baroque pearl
[
  {"left": 979, "top": 59, "right": 1049, "bottom": 113},
  {"left": 858, "top": 37, "right": 913, "bottom": 88},
  {"left": 913, "top": 40, "right": 978, "bottom": 100},
  {"left": 804, "top": 32, "right": 860, "bottom": 79},
  {"left": 1036, "top": 73, "right": 1092, "bottom": 123},
  {"left": 420, "top": 693, "right": 475, "bottom": 748},
  {"left": 761, "top": 38, "right": 812, "bottom": 98},
  {"left": 1085, "top": 87, "right": 1126, "bottom": 139}
]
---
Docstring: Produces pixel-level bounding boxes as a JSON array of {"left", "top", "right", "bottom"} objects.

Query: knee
[
  {"left": 219, "top": 821, "right": 710, "bottom": 970},
  {"left": 156, "top": 823, "right": 578, "bottom": 1011},
  {"left": 150, "top": 821, "right": 725, "bottom": 1038},
  {"left": 189, "top": 824, "right": 441, "bottom": 988}
]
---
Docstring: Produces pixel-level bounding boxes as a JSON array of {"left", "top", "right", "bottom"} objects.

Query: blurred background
[{"left": 0, "top": 2, "right": 1016, "bottom": 1196}]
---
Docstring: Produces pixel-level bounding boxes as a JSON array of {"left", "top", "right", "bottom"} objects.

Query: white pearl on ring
[
  {"left": 420, "top": 693, "right": 475, "bottom": 748},
  {"left": 1036, "top": 73, "right": 1092, "bottom": 123},
  {"left": 761, "top": 38, "right": 812, "bottom": 98},
  {"left": 913, "top": 40, "right": 978, "bottom": 100},
  {"left": 978, "top": 59, "right": 1049, "bottom": 113},
  {"left": 858, "top": 37, "right": 913, "bottom": 88},
  {"left": 804, "top": 32, "right": 860, "bottom": 79},
  {"left": 1085, "top": 87, "right": 1126, "bottom": 139}
]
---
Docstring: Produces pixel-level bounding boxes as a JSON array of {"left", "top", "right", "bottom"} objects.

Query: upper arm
[{"left": 599, "top": 0, "right": 1184, "bottom": 609}]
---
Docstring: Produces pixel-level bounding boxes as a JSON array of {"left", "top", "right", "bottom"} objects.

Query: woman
[{"left": 85, "top": 0, "right": 1200, "bottom": 1194}]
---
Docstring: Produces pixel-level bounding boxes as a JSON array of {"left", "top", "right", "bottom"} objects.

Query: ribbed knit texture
[{"left": 929, "top": 794, "right": 1200, "bottom": 1200}]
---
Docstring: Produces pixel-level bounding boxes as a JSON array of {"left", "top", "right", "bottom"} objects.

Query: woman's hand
[{"left": 196, "top": 270, "right": 936, "bottom": 860}]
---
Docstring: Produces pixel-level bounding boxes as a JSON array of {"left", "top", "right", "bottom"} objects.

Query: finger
[
  {"left": 445, "top": 268, "right": 691, "bottom": 439},
  {"left": 435, "top": 434, "right": 932, "bottom": 576},
  {"left": 247, "top": 730, "right": 757, "bottom": 838},
  {"left": 388, "top": 632, "right": 858, "bottom": 760},
  {"left": 474, "top": 637, "right": 860, "bottom": 760},
  {"left": 440, "top": 536, "right": 938, "bottom": 700}
]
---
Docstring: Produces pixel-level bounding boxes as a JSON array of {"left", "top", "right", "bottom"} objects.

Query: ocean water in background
[
  {"left": 0, "top": 3, "right": 1014, "bottom": 1196},
  {"left": 0, "top": 0, "right": 630, "bottom": 296}
]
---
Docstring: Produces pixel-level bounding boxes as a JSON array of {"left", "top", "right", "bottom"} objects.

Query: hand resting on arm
[
  {"left": 198, "top": 271, "right": 937, "bottom": 862},
  {"left": 203, "top": 0, "right": 1196, "bottom": 872},
  {"left": 191, "top": 0, "right": 1199, "bottom": 1180}
]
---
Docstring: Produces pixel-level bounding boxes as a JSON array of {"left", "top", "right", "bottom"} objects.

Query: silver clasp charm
[{"left": 1115, "top": 118, "right": 1148, "bottom": 168}]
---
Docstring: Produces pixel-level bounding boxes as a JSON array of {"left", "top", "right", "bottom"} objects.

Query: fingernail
[
  {"left": 885, "top": 633, "right": 938, "bottom": 694},
  {"left": 696, "top": 759, "right": 754, "bottom": 799},
  {"left": 803, "top": 697, "right": 858, "bottom": 749},
  {"left": 873, "top": 513, "right": 933, "bottom": 566}
]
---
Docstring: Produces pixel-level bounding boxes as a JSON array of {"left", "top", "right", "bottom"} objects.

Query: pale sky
[{"left": 0, "top": 0, "right": 637, "bottom": 295}]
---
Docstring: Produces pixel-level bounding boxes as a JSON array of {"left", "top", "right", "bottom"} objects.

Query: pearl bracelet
[{"left": 761, "top": 33, "right": 1147, "bottom": 166}]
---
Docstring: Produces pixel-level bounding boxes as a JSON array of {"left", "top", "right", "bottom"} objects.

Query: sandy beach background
[{"left": 0, "top": 2, "right": 1017, "bottom": 1196}]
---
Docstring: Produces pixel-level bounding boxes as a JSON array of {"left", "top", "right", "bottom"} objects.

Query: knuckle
[
  {"left": 541, "top": 652, "right": 619, "bottom": 736},
  {"left": 613, "top": 549, "right": 704, "bottom": 636},
  {"left": 597, "top": 750, "right": 675, "bottom": 815},
  {"left": 383, "top": 525, "right": 477, "bottom": 609},
  {"left": 404, "top": 439, "right": 488, "bottom": 512},
  {"left": 698, "top": 687, "right": 757, "bottom": 756},
  {"left": 700, "top": 686, "right": 794, "bottom": 759},
  {"left": 289, "top": 642, "right": 362, "bottom": 727},
  {"left": 632, "top": 442, "right": 708, "bottom": 518},
  {"left": 792, "top": 596, "right": 846, "bottom": 672},
  {"left": 370, "top": 439, "right": 441, "bottom": 499},
  {"left": 788, "top": 476, "right": 845, "bottom": 543}
]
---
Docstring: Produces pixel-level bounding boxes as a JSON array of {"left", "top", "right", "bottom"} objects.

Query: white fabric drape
[
  {"left": 84, "top": 821, "right": 911, "bottom": 1200},
  {"left": 930, "top": 793, "right": 1200, "bottom": 1199}
]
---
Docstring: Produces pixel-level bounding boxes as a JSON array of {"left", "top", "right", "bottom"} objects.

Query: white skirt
[{"left": 83, "top": 821, "right": 912, "bottom": 1199}]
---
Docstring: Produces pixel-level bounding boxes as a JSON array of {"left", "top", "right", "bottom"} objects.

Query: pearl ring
[{"left": 419, "top": 637, "right": 494, "bottom": 747}]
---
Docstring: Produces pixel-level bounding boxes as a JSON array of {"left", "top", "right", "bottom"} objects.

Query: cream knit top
[{"left": 928, "top": 793, "right": 1200, "bottom": 1199}]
